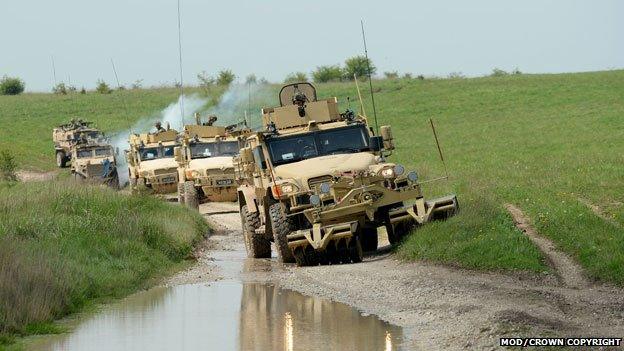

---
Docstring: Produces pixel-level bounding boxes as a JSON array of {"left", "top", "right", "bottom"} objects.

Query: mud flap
[{"left": 287, "top": 221, "right": 358, "bottom": 251}]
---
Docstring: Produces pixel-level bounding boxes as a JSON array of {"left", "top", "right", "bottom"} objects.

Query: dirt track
[{"left": 173, "top": 202, "right": 624, "bottom": 350}]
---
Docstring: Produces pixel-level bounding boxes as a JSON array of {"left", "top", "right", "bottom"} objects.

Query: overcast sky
[{"left": 2, "top": 0, "right": 622, "bottom": 92}]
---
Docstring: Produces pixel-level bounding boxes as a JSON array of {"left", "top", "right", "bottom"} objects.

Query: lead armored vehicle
[
  {"left": 125, "top": 127, "right": 180, "bottom": 193},
  {"left": 70, "top": 141, "right": 118, "bottom": 187},
  {"left": 175, "top": 114, "right": 249, "bottom": 209},
  {"left": 235, "top": 83, "right": 458, "bottom": 266}
]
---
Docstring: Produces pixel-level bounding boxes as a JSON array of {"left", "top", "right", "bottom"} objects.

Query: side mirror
[
  {"left": 252, "top": 145, "right": 267, "bottom": 170},
  {"left": 173, "top": 146, "right": 184, "bottom": 164},
  {"left": 380, "top": 125, "right": 395, "bottom": 151},
  {"left": 115, "top": 147, "right": 120, "bottom": 156},
  {"left": 369, "top": 136, "right": 383, "bottom": 152}
]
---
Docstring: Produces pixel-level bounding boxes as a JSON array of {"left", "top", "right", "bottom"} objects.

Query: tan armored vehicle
[
  {"left": 53, "top": 119, "right": 103, "bottom": 167},
  {"left": 175, "top": 114, "right": 249, "bottom": 209},
  {"left": 125, "top": 126, "right": 180, "bottom": 193},
  {"left": 235, "top": 83, "right": 458, "bottom": 266},
  {"left": 70, "top": 141, "right": 119, "bottom": 187}
]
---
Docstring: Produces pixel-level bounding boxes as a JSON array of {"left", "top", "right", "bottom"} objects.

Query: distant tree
[
  {"left": 258, "top": 77, "right": 269, "bottom": 85},
  {"left": 0, "top": 150, "right": 18, "bottom": 182},
  {"left": 343, "top": 56, "right": 376, "bottom": 80},
  {"left": 216, "top": 69, "right": 236, "bottom": 86},
  {"left": 52, "top": 83, "right": 68, "bottom": 95},
  {"left": 0, "top": 76, "right": 25, "bottom": 95},
  {"left": 245, "top": 74, "right": 257, "bottom": 84},
  {"left": 312, "top": 65, "right": 343, "bottom": 83},
  {"left": 131, "top": 79, "right": 144, "bottom": 89},
  {"left": 80, "top": 87, "right": 86, "bottom": 94},
  {"left": 512, "top": 67, "right": 522, "bottom": 75},
  {"left": 95, "top": 80, "right": 112, "bottom": 94},
  {"left": 402, "top": 73, "right": 413, "bottom": 79},
  {"left": 284, "top": 72, "right": 308, "bottom": 83},
  {"left": 384, "top": 71, "right": 399, "bottom": 79},
  {"left": 490, "top": 68, "right": 508, "bottom": 77},
  {"left": 417, "top": 74, "right": 425, "bottom": 80},
  {"left": 447, "top": 72, "right": 465, "bottom": 79},
  {"left": 197, "top": 71, "right": 215, "bottom": 88}
]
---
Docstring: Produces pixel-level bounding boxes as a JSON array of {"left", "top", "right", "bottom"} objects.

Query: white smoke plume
[{"left": 111, "top": 83, "right": 275, "bottom": 186}]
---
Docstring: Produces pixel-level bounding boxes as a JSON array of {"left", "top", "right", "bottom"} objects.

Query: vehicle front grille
[
  {"left": 87, "top": 164, "right": 104, "bottom": 176},
  {"left": 308, "top": 175, "right": 332, "bottom": 189},
  {"left": 154, "top": 167, "right": 176, "bottom": 175}
]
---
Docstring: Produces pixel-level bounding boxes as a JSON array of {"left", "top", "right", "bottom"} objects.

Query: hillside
[{"left": 1, "top": 70, "right": 622, "bottom": 284}]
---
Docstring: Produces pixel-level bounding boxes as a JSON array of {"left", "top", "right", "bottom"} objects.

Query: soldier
[
  {"left": 155, "top": 121, "right": 166, "bottom": 133},
  {"left": 292, "top": 91, "right": 307, "bottom": 107}
]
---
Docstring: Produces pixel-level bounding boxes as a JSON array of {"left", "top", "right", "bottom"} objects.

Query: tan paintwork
[
  {"left": 126, "top": 129, "right": 180, "bottom": 194},
  {"left": 235, "top": 82, "right": 458, "bottom": 266},
  {"left": 176, "top": 121, "right": 250, "bottom": 205}
]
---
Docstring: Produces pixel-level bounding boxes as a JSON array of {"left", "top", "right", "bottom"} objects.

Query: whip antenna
[
  {"left": 176, "top": 0, "right": 185, "bottom": 127},
  {"left": 429, "top": 118, "right": 449, "bottom": 179},
  {"left": 110, "top": 59, "right": 133, "bottom": 133},
  {"left": 51, "top": 55, "right": 57, "bottom": 86},
  {"left": 361, "top": 20, "right": 378, "bottom": 134}
]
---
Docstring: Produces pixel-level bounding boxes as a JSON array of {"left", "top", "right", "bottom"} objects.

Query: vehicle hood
[
  {"left": 188, "top": 156, "right": 234, "bottom": 171},
  {"left": 139, "top": 158, "right": 178, "bottom": 172},
  {"left": 274, "top": 152, "right": 377, "bottom": 181}
]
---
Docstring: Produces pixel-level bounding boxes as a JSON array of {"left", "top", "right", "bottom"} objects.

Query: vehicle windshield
[
  {"left": 94, "top": 148, "right": 112, "bottom": 157},
  {"left": 190, "top": 141, "right": 239, "bottom": 159},
  {"left": 139, "top": 146, "right": 175, "bottom": 161},
  {"left": 266, "top": 125, "right": 370, "bottom": 166},
  {"left": 77, "top": 149, "right": 93, "bottom": 158}
]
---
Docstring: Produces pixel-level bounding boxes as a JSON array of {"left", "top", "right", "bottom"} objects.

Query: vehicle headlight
[
  {"left": 185, "top": 170, "right": 201, "bottom": 179},
  {"left": 310, "top": 194, "right": 321, "bottom": 206},
  {"left": 394, "top": 164, "right": 405, "bottom": 176},
  {"left": 380, "top": 167, "right": 395, "bottom": 178},
  {"left": 407, "top": 171, "right": 418, "bottom": 182},
  {"left": 319, "top": 182, "right": 331, "bottom": 194},
  {"left": 280, "top": 184, "right": 296, "bottom": 194},
  {"left": 274, "top": 182, "right": 299, "bottom": 196},
  {"left": 141, "top": 171, "right": 149, "bottom": 177}
]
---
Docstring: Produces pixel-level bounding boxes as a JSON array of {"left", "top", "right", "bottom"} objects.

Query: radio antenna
[
  {"left": 361, "top": 20, "right": 378, "bottom": 134},
  {"left": 353, "top": 74, "right": 366, "bottom": 117},
  {"left": 51, "top": 55, "right": 57, "bottom": 87},
  {"left": 176, "top": 0, "right": 185, "bottom": 127},
  {"left": 111, "top": 59, "right": 133, "bottom": 133},
  {"left": 429, "top": 118, "right": 449, "bottom": 179}
]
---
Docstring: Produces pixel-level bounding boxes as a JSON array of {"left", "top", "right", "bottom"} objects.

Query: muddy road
[{"left": 31, "top": 202, "right": 624, "bottom": 350}]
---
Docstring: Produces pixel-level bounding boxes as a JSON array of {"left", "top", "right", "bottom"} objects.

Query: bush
[
  {"left": 284, "top": 72, "right": 308, "bottom": 83},
  {"left": 131, "top": 79, "right": 143, "bottom": 89},
  {"left": 0, "top": 150, "right": 18, "bottom": 182},
  {"left": 216, "top": 69, "right": 236, "bottom": 86},
  {"left": 448, "top": 72, "right": 465, "bottom": 79},
  {"left": 384, "top": 71, "right": 399, "bottom": 79},
  {"left": 343, "top": 55, "right": 376, "bottom": 80},
  {"left": 491, "top": 68, "right": 508, "bottom": 77},
  {"left": 512, "top": 68, "right": 522, "bottom": 75},
  {"left": 197, "top": 71, "right": 215, "bottom": 88},
  {"left": 245, "top": 74, "right": 257, "bottom": 84},
  {"left": 79, "top": 87, "right": 86, "bottom": 94},
  {"left": 0, "top": 76, "right": 25, "bottom": 95},
  {"left": 402, "top": 73, "right": 413, "bottom": 79},
  {"left": 52, "top": 83, "right": 68, "bottom": 95},
  {"left": 95, "top": 80, "right": 112, "bottom": 94},
  {"left": 312, "top": 65, "right": 343, "bottom": 83}
]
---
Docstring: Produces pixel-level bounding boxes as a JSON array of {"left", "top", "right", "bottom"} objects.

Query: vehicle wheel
[
  {"left": 268, "top": 203, "right": 296, "bottom": 263},
  {"left": 241, "top": 205, "right": 271, "bottom": 258},
  {"left": 72, "top": 172, "right": 83, "bottom": 182},
  {"left": 56, "top": 151, "right": 67, "bottom": 168},
  {"left": 360, "top": 226, "right": 378, "bottom": 252},
  {"left": 183, "top": 181, "right": 198, "bottom": 210},
  {"left": 177, "top": 183, "right": 185, "bottom": 204},
  {"left": 386, "top": 220, "right": 414, "bottom": 245},
  {"left": 293, "top": 247, "right": 309, "bottom": 266},
  {"left": 348, "top": 236, "right": 363, "bottom": 263},
  {"left": 107, "top": 169, "right": 119, "bottom": 189}
]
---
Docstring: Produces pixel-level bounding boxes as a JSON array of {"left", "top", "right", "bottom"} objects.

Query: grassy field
[
  {"left": 0, "top": 71, "right": 622, "bottom": 285},
  {"left": 0, "top": 181, "right": 209, "bottom": 345}
]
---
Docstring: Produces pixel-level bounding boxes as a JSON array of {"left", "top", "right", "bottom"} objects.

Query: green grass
[
  {"left": 0, "top": 71, "right": 622, "bottom": 284},
  {"left": 0, "top": 181, "right": 209, "bottom": 344}
]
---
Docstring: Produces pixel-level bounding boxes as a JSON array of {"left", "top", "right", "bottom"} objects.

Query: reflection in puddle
[{"left": 30, "top": 282, "right": 404, "bottom": 351}]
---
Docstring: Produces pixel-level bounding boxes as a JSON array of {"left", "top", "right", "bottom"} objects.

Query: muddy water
[{"left": 29, "top": 281, "right": 403, "bottom": 351}]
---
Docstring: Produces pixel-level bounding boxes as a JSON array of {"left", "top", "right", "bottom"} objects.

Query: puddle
[{"left": 28, "top": 282, "right": 404, "bottom": 351}]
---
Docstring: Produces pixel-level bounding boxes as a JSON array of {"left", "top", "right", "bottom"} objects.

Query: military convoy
[
  {"left": 175, "top": 114, "right": 249, "bottom": 209},
  {"left": 125, "top": 126, "right": 180, "bottom": 193},
  {"left": 53, "top": 119, "right": 119, "bottom": 187},
  {"left": 234, "top": 83, "right": 458, "bottom": 266},
  {"left": 51, "top": 83, "right": 458, "bottom": 267}
]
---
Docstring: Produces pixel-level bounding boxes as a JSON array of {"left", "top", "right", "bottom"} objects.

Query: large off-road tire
[
  {"left": 241, "top": 205, "right": 271, "bottom": 258},
  {"left": 183, "top": 181, "right": 198, "bottom": 210},
  {"left": 360, "top": 227, "right": 378, "bottom": 252},
  {"left": 106, "top": 169, "right": 119, "bottom": 189},
  {"left": 268, "top": 203, "right": 296, "bottom": 263},
  {"left": 349, "top": 236, "right": 363, "bottom": 263},
  {"left": 56, "top": 151, "right": 67, "bottom": 168},
  {"left": 177, "top": 183, "right": 185, "bottom": 204},
  {"left": 383, "top": 202, "right": 414, "bottom": 245}
]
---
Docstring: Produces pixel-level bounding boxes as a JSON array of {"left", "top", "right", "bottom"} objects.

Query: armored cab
[
  {"left": 235, "top": 83, "right": 458, "bottom": 266},
  {"left": 175, "top": 115, "right": 250, "bottom": 209},
  {"left": 52, "top": 119, "right": 103, "bottom": 167},
  {"left": 125, "top": 128, "right": 180, "bottom": 193},
  {"left": 70, "top": 141, "right": 118, "bottom": 187}
]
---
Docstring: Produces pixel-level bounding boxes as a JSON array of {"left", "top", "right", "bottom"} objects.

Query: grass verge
[{"left": 0, "top": 180, "right": 209, "bottom": 345}]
